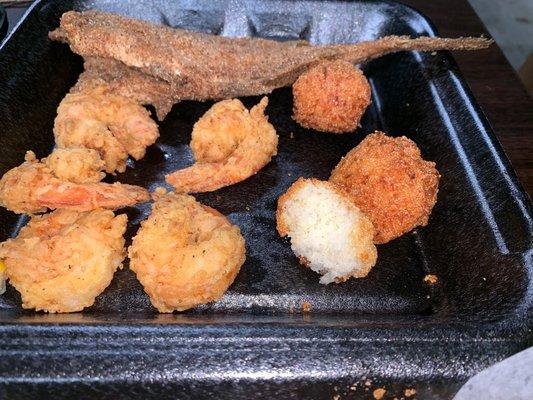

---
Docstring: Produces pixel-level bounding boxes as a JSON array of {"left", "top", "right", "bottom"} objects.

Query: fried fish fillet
[
  {"left": 49, "top": 10, "right": 492, "bottom": 103},
  {"left": 72, "top": 57, "right": 178, "bottom": 120}
]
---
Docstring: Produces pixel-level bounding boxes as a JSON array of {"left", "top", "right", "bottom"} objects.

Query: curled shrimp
[
  {"left": 128, "top": 189, "right": 246, "bottom": 312},
  {"left": 0, "top": 208, "right": 127, "bottom": 313},
  {"left": 54, "top": 87, "right": 159, "bottom": 174},
  {"left": 0, "top": 150, "right": 149, "bottom": 214},
  {"left": 166, "top": 97, "right": 278, "bottom": 193}
]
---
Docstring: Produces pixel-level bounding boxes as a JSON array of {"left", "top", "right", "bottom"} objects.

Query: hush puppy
[
  {"left": 277, "top": 178, "right": 377, "bottom": 284},
  {"left": 330, "top": 132, "right": 440, "bottom": 244},
  {"left": 292, "top": 60, "right": 371, "bottom": 133}
]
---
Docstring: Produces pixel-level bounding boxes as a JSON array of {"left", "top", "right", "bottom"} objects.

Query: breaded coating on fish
[
  {"left": 0, "top": 209, "right": 127, "bottom": 313},
  {"left": 72, "top": 57, "right": 178, "bottom": 121},
  {"left": 292, "top": 61, "right": 371, "bottom": 133},
  {"left": 330, "top": 132, "right": 440, "bottom": 244},
  {"left": 49, "top": 11, "right": 491, "bottom": 102},
  {"left": 128, "top": 190, "right": 246, "bottom": 312},
  {"left": 277, "top": 178, "right": 377, "bottom": 284}
]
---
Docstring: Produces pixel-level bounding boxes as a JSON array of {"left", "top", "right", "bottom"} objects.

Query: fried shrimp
[
  {"left": 54, "top": 88, "right": 159, "bottom": 173},
  {"left": 44, "top": 147, "right": 105, "bottom": 183},
  {"left": 292, "top": 60, "right": 371, "bottom": 133},
  {"left": 277, "top": 178, "right": 377, "bottom": 284},
  {"left": 0, "top": 208, "right": 127, "bottom": 312},
  {"left": 166, "top": 97, "right": 278, "bottom": 193},
  {"left": 128, "top": 190, "right": 246, "bottom": 312},
  {"left": 330, "top": 132, "right": 440, "bottom": 244},
  {"left": 0, "top": 150, "right": 149, "bottom": 214}
]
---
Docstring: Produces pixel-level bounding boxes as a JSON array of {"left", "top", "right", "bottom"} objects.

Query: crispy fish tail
[{"left": 337, "top": 35, "right": 493, "bottom": 64}]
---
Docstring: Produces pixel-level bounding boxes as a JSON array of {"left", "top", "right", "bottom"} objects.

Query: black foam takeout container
[
  {"left": 0, "top": 6, "right": 6, "bottom": 42},
  {"left": 0, "top": 0, "right": 531, "bottom": 398}
]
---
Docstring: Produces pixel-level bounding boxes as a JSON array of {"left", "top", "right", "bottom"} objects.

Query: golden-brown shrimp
[
  {"left": 166, "top": 97, "right": 278, "bottom": 193},
  {"left": 44, "top": 147, "right": 106, "bottom": 183},
  {"left": 54, "top": 88, "right": 159, "bottom": 173},
  {"left": 0, "top": 150, "right": 149, "bottom": 214},
  {"left": 128, "top": 189, "right": 246, "bottom": 312},
  {"left": 0, "top": 208, "right": 127, "bottom": 313}
]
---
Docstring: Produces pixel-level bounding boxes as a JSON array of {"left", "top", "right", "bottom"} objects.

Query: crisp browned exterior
[
  {"left": 330, "top": 132, "right": 440, "bottom": 244},
  {"left": 292, "top": 61, "right": 371, "bottom": 133}
]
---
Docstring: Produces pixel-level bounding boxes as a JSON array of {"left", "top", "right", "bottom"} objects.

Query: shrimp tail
[
  {"left": 166, "top": 164, "right": 221, "bottom": 193},
  {"left": 36, "top": 182, "right": 150, "bottom": 211}
]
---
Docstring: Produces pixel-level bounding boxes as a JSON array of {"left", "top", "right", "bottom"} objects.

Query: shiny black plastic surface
[
  {"left": 0, "top": 6, "right": 7, "bottom": 41},
  {"left": 0, "top": 1, "right": 531, "bottom": 399}
]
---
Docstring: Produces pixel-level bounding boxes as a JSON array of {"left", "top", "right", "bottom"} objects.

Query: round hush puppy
[
  {"left": 292, "top": 60, "right": 371, "bottom": 133},
  {"left": 276, "top": 178, "right": 377, "bottom": 284},
  {"left": 330, "top": 132, "right": 440, "bottom": 244}
]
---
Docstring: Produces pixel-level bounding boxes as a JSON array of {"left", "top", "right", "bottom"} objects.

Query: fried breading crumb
[
  {"left": 404, "top": 388, "right": 417, "bottom": 397},
  {"left": 332, "top": 395, "right": 340, "bottom": 400},
  {"left": 365, "top": 380, "right": 372, "bottom": 387},
  {"left": 302, "top": 301, "right": 311, "bottom": 313},
  {"left": 423, "top": 274, "right": 438, "bottom": 284},
  {"left": 154, "top": 187, "right": 167, "bottom": 195},
  {"left": 373, "top": 388, "right": 386, "bottom": 399}
]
